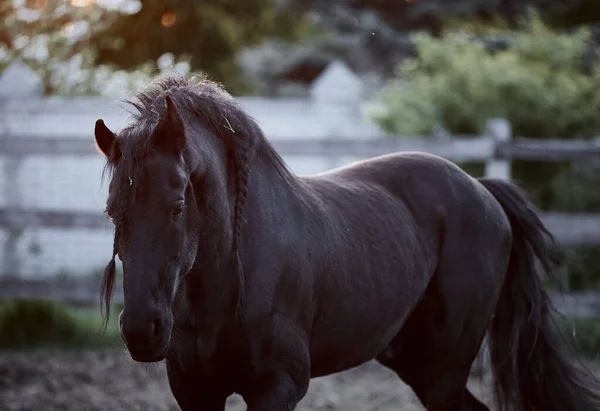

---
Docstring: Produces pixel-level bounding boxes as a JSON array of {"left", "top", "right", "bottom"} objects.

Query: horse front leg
[
  {"left": 244, "top": 371, "right": 309, "bottom": 411},
  {"left": 165, "top": 356, "right": 228, "bottom": 411}
]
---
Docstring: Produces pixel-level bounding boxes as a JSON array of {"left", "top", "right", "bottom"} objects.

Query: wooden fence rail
[{"left": 2, "top": 118, "right": 600, "bottom": 249}]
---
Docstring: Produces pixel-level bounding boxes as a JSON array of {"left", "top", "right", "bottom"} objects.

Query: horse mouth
[{"left": 128, "top": 341, "right": 170, "bottom": 363}]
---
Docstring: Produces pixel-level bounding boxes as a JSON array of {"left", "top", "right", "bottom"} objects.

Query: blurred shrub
[
  {"left": 369, "top": 11, "right": 600, "bottom": 289},
  {"left": 370, "top": 12, "right": 600, "bottom": 139},
  {"left": 555, "top": 316, "right": 600, "bottom": 360},
  {"left": 0, "top": 299, "right": 121, "bottom": 350}
]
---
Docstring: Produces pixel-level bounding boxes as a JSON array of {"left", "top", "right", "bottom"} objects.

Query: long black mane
[{"left": 99, "top": 74, "right": 296, "bottom": 327}]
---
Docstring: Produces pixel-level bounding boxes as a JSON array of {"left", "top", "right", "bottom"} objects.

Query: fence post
[
  {"left": 309, "top": 60, "right": 363, "bottom": 170},
  {"left": 484, "top": 118, "right": 512, "bottom": 180},
  {"left": 593, "top": 136, "right": 600, "bottom": 166},
  {"left": 0, "top": 60, "right": 44, "bottom": 276}
]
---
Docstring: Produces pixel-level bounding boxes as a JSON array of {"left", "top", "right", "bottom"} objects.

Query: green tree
[
  {"left": 0, "top": 0, "right": 158, "bottom": 95},
  {"left": 0, "top": 0, "right": 315, "bottom": 95},
  {"left": 89, "top": 0, "right": 315, "bottom": 94}
]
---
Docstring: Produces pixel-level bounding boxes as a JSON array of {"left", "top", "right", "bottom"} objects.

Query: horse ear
[
  {"left": 95, "top": 119, "right": 116, "bottom": 157},
  {"left": 155, "top": 95, "right": 185, "bottom": 154}
]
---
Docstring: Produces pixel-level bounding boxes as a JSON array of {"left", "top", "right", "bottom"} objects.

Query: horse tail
[{"left": 478, "top": 177, "right": 600, "bottom": 411}]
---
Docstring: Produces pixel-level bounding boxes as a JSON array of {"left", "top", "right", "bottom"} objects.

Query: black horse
[{"left": 94, "top": 75, "right": 600, "bottom": 411}]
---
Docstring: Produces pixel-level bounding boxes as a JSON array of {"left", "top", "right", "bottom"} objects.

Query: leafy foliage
[
  {"left": 0, "top": 0, "right": 161, "bottom": 96},
  {"left": 371, "top": 14, "right": 600, "bottom": 139},
  {"left": 1, "top": 0, "right": 316, "bottom": 95},
  {"left": 370, "top": 12, "right": 600, "bottom": 289},
  {"left": 89, "top": 0, "right": 317, "bottom": 94}
]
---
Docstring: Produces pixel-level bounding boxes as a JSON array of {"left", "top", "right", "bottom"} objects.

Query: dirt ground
[
  {"left": 1, "top": 350, "right": 597, "bottom": 411},
  {"left": 0, "top": 349, "right": 501, "bottom": 411}
]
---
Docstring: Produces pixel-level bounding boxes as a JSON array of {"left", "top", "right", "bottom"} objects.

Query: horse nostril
[{"left": 151, "top": 317, "right": 162, "bottom": 342}]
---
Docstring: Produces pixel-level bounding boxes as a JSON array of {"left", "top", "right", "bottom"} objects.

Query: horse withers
[{"left": 94, "top": 75, "right": 600, "bottom": 411}]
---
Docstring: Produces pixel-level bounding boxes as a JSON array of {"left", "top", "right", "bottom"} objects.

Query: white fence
[
  {"left": 0, "top": 60, "right": 389, "bottom": 277},
  {"left": 1, "top": 60, "right": 600, "bottom": 280}
]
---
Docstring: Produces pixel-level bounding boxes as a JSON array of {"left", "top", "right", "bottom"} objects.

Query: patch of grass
[{"left": 0, "top": 299, "right": 122, "bottom": 350}]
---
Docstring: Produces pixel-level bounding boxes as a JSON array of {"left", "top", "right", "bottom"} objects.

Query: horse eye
[{"left": 172, "top": 203, "right": 184, "bottom": 218}]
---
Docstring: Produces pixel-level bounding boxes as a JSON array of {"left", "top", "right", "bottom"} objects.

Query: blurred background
[{"left": 1, "top": 0, "right": 600, "bottom": 410}]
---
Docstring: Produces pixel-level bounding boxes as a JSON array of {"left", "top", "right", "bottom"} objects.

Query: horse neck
[{"left": 245, "top": 151, "right": 312, "bottom": 242}]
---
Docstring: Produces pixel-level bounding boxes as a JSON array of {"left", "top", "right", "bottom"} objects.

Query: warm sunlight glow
[
  {"left": 161, "top": 11, "right": 177, "bottom": 28},
  {"left": 70, "top": 0, "right": 96, "bottom": 7},
  {"left": 62, "top": 22, "right": 74, "bottom": 34},
  {"left": 30, "top": 0, "right": 48, "bottom": 10}
]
